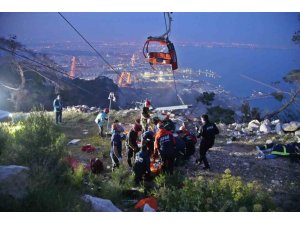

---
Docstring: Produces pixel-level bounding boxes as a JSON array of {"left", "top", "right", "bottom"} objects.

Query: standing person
[
  {"left": 110, "top": 125, "right": 123, "bottom": 171},
  {"left": 95, "top": 108, "right": 109, "bottom": 137},
  {"left": 53, "top": 95, "right": 63, "bottom": 124},
  {"left": 154, "top": 122, "right": 176, "bottom": 174},
  {"left": 126, "top": 122, "right": 142, "bottom": 168},
  {"left": 133, "top": 139, "right": 151, "bottom": 185},
  {"left": 141, "top": 99, "right": 151, "bottom": 132},
  {"left": 196, "top": 114, "right": 219, "bottom": 170}
]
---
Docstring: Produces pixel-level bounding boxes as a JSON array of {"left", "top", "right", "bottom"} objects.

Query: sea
[{"left": 177, "top": 46, "right": 300, "bottom": 114}]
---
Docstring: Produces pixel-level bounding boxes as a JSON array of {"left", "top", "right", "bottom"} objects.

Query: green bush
[
  {"left": 0, "top": 125, "right": 9, "bottom": 155},
  {"left": 12, "top": 111, "right": 66, "bottom": 175},
  {"left": 196, "top": 92, "right": 215, "bottom": 106},
  {"left": 207, "top": 106, "right": 235, "bottom": 124},
  {"left": 153, "top": 169, "right": 275, "bottom": 212},
  {"left": 0, "top": 111, "right": 90, "bottom": 211}
]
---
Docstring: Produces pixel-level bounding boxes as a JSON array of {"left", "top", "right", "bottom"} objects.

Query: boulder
[
  {"left": 262, "top": 119, "right": 271, "bottom": 127},
  {"left": 282, "top": 121, "right": 300, "bottom": 132},
  {"left": 275, "top": 123, "right": 283, "bottom": 135},
  {"left": 82, "top": 195, "right": 122, "bottom": 212},
  {"left": 235, "top": 123, "right": 243, "bottom": 131},
  {"left": 0, "top": 110, "right": 11, "bottom": 122},
  {"left": 143, "top": 203, "right": 156, "bottom": 212},
  {"left": 295, "top": 130, "right": 300, "bottom": 137},
  {"left": 248, "top": 120, "right": 260, "bottom": 131},
  {"left": 271, "top": 119, "right": 280, "bottom": 126},
  {"left": 0, "top": 165, "right": 29, "bottom": 199},
  {"left": 259, "top": 123, "right": 271, "bottom": 134}
]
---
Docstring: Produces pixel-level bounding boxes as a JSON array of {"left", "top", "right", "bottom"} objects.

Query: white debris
[{"left": 67, "top": 139, "right": 81, "bottom": 145}]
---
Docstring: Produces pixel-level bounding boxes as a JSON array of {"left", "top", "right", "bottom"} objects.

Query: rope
[
  {"left": 58, "top": 13, "right": 120, "bottom": 77},
  {"left": 163, "top": 13, "right": 168, "bottom": 39},
  {"left": 172, "top": 70, "right": 184, "bottom": 105},
  {"left": 0, "top": 46, "right": 96, "bottom": 96},
  {"left": 157, "top": 12, "right": 172, "bottom": 39}
]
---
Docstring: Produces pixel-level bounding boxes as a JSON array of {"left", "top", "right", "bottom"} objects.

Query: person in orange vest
[{"left": 154, "top": 122, "right": 176, "bottom": 174}]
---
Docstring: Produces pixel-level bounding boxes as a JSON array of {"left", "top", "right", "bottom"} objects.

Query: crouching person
[
  {"left": 178, "top": 126, "right": 197, "bottom": 160},
  {"left": 133, "top": 139, "right": 152, "bottom": 185},
  {"left": 154, "top": 122, "right": 176, "bottom": 174},
  {"left": 110, "top": 126, "right": 123, "bottom": 171}
]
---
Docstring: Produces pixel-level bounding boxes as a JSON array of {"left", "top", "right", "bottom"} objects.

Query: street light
[{"left": 106, "top": 92, "right": 116, "bottom": 135}]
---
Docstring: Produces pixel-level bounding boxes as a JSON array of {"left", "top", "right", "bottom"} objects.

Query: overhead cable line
[
  {"left": 0, "top": 46, "right": 96, "bottom": 96},
  {"left": 58, "top": 12, "right": 120, "bottom": 77},
  {"left": 171, "top": 70, "right": 184, "bottom": 105}
]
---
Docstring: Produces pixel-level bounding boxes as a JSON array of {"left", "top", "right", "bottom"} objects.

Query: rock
[
  {"left": 259, "top": 123, "right": 271, "bottom": 134},
  {"left": 282, "top": 121, "right": 300, "bottom": 132},
  {"left": 262, "top": 119, "right": 271, "bottom": 127},
  {"left": 275, "top": 123, "right": 283, "bottom": 135},
  {"left": 271, "top": 119, "right": 280, "bottom": 126},
  {"left": 266, "top": 139, "right": 273, "bottom": 144},
  {"left": 233, "top": 131, "right": 241, "bottom": 136},
  {"left": 0, "top": 165, "right": 29, "bottom": 199},
  {"left": 0, "top": 110, "right": 11, "bottom": 122},
  {"left": 248, "top": 120, "right": 260, "bottom": 131},
  {"left": 143, "top": 203, "right": 156, "bottom": 212},
  {"left": 82, "top": 195, "right": 122, "bottom": 212},
  {"left": 241, "top": 127, "right": 250, "bottom": 134},
  {"left": 295, "top": 130, "right": 300, "bottom": 137},
  {"left": 235, "top": 124, "right": 243, "bottom": 131},
  {"left": 226, "top": 140, "right": 233, "bottom": 144}
]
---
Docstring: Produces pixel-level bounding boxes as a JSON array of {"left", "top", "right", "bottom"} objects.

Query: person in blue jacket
[
  {"left": 53, "top": 95, "right": 62, "bottom": 124},
  {"left": 95, "top": 108, "right": 109, "bottom": 137}
]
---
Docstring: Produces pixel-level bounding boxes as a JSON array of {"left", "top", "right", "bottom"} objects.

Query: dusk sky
[{"left": 0, "top": 12, "right": 299, "bottom": 47}]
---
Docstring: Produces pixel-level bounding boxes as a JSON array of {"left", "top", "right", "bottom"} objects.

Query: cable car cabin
[{"left": 143, "top": 37, "right": 178, "bottom": 70}]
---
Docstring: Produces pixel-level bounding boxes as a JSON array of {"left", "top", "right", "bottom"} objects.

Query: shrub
[
  {"left": 196, "top": 92, "right": 215, "bottom": 106},
  {"left": 153, "top": 169, "right": 275, "bottom": 212},
  {"left": 0, "top": 125, "right": 9, "bottom": 155},
  {"left": 11, "top": 111, "right": 67, "bottom": 176},
  {"left": 207, "top": 106, "right": 235, "bottom": 124},
  {"left": 0, "top": 111, "right": 90, "bottom": 211}
]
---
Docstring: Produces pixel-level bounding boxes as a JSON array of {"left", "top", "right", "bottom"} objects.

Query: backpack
[{"left": 90, "top": 158, "right": 103, "bottom": 174}]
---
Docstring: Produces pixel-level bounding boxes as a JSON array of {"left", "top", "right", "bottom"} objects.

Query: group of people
[
  {"left": 52, "top": 95, "right": 219, "bottom": 184},
  {"left": 95, "top": 99, "right": 219, "bottom": 185}
]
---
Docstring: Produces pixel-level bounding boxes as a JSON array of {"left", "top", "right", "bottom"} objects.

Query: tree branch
[{"left": 264, "top": 87, "right": 300, "bottom": 119}]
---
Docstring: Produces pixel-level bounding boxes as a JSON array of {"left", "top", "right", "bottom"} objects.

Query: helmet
[
  {"left": 104, "top": 108, "right": 109, "bottom": 113},
  {"left": 145, "top": 99, "right": 151, "bottom": 107},
  {"left": 133, "top": 123, "right": 142, "bottom": 132}
]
